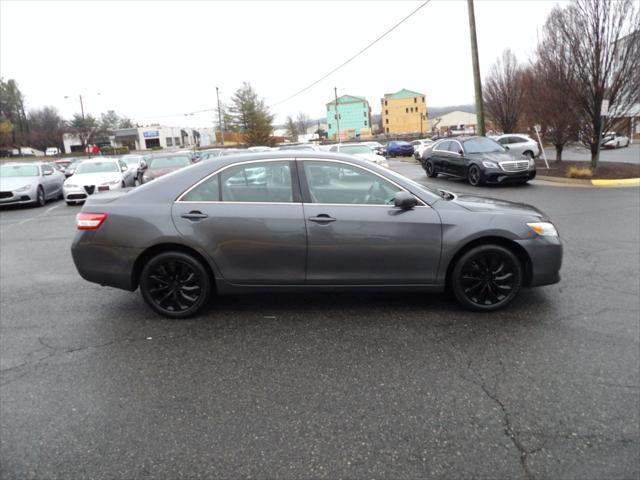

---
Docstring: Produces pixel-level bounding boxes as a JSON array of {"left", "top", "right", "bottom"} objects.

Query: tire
[
  {"left": 626, "top": 140, "right": 630, "bottom": 147},
  {"left": 35, "top": 186, "right": 46, "bottom": 207},
  {"left": 425, "top": 160, "right": 438, "bottom": 177},
  {"left": 121, "top": 181, "right": 126, "bottom": 188},
  {"left": 467, "top": 165, "right": 482, "bottom": 186},
  {"left": 139, "top": 251, "right": 212, "bottom": 319},
  {"left": 451, "top": 244, "right": 522, "bottom": 312}
]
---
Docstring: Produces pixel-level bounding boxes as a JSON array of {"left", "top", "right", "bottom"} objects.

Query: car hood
[
  {"left": 67, "top": 172, "right": 122, "bottom": 185},
  {"left": 466, "top": 151, "right": 519, "bottom": 162},
  {"left": 452, "top": 193, "right": 547, "bottom": 219},
  {"left": 0, "top": 177, "right": 38, "bottom": 191}
]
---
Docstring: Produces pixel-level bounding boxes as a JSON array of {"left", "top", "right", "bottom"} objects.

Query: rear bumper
[
  {"left": 71, "top": 233, "right": 142, "bottom": 291},
  {"left": 515, "top": 236, "right": 562, "bottom": 287}
]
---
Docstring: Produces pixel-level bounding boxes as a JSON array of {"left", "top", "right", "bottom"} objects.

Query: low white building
[
  {"left": 429, "top": 111, "right": 478, "bottom": 135},
  {"left": 63, "top": 126, "right": 216, "bottom": 153}
]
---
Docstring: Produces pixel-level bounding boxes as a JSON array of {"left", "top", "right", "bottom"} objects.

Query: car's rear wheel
[
  {"left": 425, "top": 160, "right": 438, "bottom": 177},
  {"left": 467, "top": 165, "right": 482, "bottom": 186},
  {"left": 140, "top": 251, "right": 212, "bottom": 319},
  {"left": 451, "top": 244, "right": 522, "bottom": 311}
]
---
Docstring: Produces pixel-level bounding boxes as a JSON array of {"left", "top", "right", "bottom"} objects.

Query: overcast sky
[{"left": 1, "top": 0, "right": 565, "bottom": 127}]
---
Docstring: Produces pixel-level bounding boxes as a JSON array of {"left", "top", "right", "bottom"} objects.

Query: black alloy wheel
[
  {"left": 467, "top": 165, "right": 482, "bottom": 186},
  {"left": 35, "top": 186, "right": 46, "bottom": 207},
  {"left": 452, "top": 245, "right": 522, "bottom": 311},
  {"left": 140, "top": 251, "right": 211, "bottom": 318},
  {"left": 425, "top": 160, "right": 437, "bottom": 177}
]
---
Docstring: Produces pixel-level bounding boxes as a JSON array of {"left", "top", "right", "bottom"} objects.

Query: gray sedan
[
  {"left": 0, "top": 162, "right": 65, "bottom": 207},
  {"left": 71, "top": 152, "right": 562, "bottom": 318}
]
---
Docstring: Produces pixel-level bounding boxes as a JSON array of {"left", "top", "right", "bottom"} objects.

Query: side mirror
[
  {"left": 504, "top": 145, "right": 510, "bottom": 151},
  {"left": 139, "top": 160, "right": 147, "bottom": 170},
  {"left": 121, "top": 165, "right": 128, "bottom": 172},
  {"left": 393, "top": 191, "right": 418, "bottom": 210},
  {"left": 458, "top": 149, "right": 464, "bottom": 156}
]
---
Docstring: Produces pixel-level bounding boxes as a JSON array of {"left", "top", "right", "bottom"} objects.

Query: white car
[
  {"left": 63, "top": 158, "right": 129, "bottom": 205},
  {"left": 119, "top": 154, "right": 149, "bottom": 185},
  {"left": 601, "top": 132, "right": 630, "bottom": 148},
  {"left": 328, "top": 144, "right": 389, "bottom": 167},
  {"left": 494, "top": 134, "right": 540, "bottom": 158},
  {"left": 411, "top": 139, "right": 435, "bottom": 160},
  {"left": 45, "top": 147, "right": 61, "bottom": 156}
]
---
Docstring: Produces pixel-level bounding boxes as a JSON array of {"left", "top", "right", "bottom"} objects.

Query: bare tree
[
  {"left": 285, "top": 116, "right": 298, "bottom": 141},
  {"left": 483, "top": 49, "right": 525, "bottom": 133},
  {"left": 296, "top": 112, "right": 310, "bottom": 136},
  {"left": 544, "top": 0, "right": 640, "bottom": 171}
]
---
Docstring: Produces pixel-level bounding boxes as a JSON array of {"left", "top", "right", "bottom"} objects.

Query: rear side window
[
  {"left": 182, "top": 175, "right": 220, "bottom": 202},
  {"left": 220, "top": 161, "right": 293, "bottom": 203}
]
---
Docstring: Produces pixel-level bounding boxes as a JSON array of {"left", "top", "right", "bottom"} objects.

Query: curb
[{"left": 536, "top": 175, "right": 640, "bottom": 187}]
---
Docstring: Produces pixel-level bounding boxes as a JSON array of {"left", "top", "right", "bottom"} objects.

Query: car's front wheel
[
  {"left": 139, "top": 251, "right": 212, "bottom": 319},
  {"left": 35, "top": 186, "right": 46, "bottom": 207},
  {"left": 451, "top": 244, "right": 522, "bottom": 311},
  {"left": 467, "top": 165, "right": 482, "bottom": 186},
  {"left": 425, "top": 160, "right": 438, "bottom": 177}
]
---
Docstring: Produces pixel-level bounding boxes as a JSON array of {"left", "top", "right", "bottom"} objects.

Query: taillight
[{"left": 76, "top": 212, "right": 107, "bottom": 230}]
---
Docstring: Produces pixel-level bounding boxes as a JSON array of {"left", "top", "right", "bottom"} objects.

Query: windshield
[
  {"left": 149, "top": 156, "right": 191, "bottom": 169},
  {"left": 463, "top": 137, "right": 504, "bottom": 154},
  {"left": 0, "top": 165, "right": 40, "bottom": 177},
  {"left": 75, "top": 162, "right": 119, "bottom": 174},
  {"left": 341, "top": 145, "right": 373, "bottom": 154}
]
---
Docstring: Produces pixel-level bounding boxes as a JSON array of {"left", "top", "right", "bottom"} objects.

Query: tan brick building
[{"left": 380, "top": 88, "right": 428, "bottom": 135}]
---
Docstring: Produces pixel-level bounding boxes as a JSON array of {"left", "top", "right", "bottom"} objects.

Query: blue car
[{"left": 386, "top": 141, "right": 414, "bottom": 158}]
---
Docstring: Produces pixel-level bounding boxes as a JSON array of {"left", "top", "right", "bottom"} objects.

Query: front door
[
  {"left": 446, "top": 140, "right": 469, "bottom": 177},
  {"left": 299, "top": 159, "right": 441, "bottom": 285},
  {"left": 172, "top": 159, "right": 307, "bottom": 284}
]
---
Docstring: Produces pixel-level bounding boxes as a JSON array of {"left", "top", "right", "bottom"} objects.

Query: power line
[{"left": 270, "top": 0, "right": 432, "bottom": 108}]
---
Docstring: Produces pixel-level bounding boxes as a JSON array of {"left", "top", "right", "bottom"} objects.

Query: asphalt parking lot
[{"left": 1, "top": 165, "right": 639, "bottom": 479}]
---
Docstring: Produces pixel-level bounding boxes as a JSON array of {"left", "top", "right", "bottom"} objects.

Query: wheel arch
[
  {"left": 444, "top": 236, "right": 533, "bottom": 288},
  {"left": 131, "top": 243, "right": 217, "bottom": 291}
]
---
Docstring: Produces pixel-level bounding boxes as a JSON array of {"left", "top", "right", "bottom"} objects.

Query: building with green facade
[{"left": 326, "top": 95, "right": 372, "bottom": 140}]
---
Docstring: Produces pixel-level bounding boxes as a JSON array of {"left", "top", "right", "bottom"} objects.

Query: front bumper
[
  {"left": 63, "top": 183, "right": 122, "bottom": 202},
  {"left": 483, "top": 168, "right": 536, "bottom": 184},
  {"left": 515, "top": 236, "right": 562, "bottom": 287},
  {"left": 0, "top": 188, "right": 37, "bottom": 205}
]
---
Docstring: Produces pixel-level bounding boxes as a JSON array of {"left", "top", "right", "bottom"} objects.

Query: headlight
[
  {"left": 527, "top": 222, "right": 558, "bottom": 237},
  {"left": 482, "top": 161, "right": 498, "bottom": 168},
  {"left": 64, "top": 183, "right": 78, "bottom": 188},
  {"left": 14, "top": 184, "right": 31, "bottom": 192}
]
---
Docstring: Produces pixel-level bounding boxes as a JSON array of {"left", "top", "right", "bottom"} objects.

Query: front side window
[
  {"left": 434, "top": 141, "right": 451, "bottom": 152},
  {"left": 220, "top": 161, "right": 292, "bottom": 203},
  {"left": 303, "top": 161, "right": 402, "bottom": 206},
  {"left": 448, "top": 142, "right": 463, "bottom": 154},
  {"left": 463, "top": 137, "right": 504, "bottom": 154}
]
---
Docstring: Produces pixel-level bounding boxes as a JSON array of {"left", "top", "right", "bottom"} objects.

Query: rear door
[
  {"left": 172, "top": 159, "right": 307, "bottom": 284},
  {"left": 299, "top": 159, "right": 441, "bottom": 284}
]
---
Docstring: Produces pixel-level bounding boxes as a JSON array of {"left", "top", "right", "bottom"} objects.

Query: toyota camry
[{"left": 71, "top": 152, "right": 562, "bottom": 318}]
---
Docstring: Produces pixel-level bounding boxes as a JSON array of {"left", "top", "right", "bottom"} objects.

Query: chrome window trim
[
  {"left": 299, "top": 158, "right": 428, "bottom": 207},
  {"left": 176, "top": 158, "right": 296, "bottom": 203}
]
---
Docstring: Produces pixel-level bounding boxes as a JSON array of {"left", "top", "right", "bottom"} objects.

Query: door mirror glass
[
  {"left": 504, "top": 145, "right": 510, "bottom": 151},
  {"left": 393, "top": 191, "right": 418, "bottom": 210}
]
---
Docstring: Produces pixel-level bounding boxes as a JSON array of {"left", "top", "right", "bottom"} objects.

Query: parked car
[
  {"left": 386, "top": 141, "right": 414, "bottom": 158},
  {"left": 421, "top": 136, "right": 536, "bottom": 186},
  {"left": 0, "top": 162, "right": 65, "bottom": 207},
  {"left": 411, "top": 139, "right": 435, "bottom": 160},
  {"left": 329, "top": 144, "right": 389, "bottom": 167},
  {"left": 53, "top": 158, "right": 74, "bottom": 171},
  {"left": 601, "top": 132, "right": 630, "bottom": 148},
  {"left": 120, "top": 154, "right": 149, "bottom": 184},
  {"left": 71, "top": 151, "right": 562, "bottom": 318},
  {"left": 360, "top": 141, "right": 387, "bottom": 157},
  {"left": 494, "top": 134, "right": 540, "bottom": 158},
  {"left": 136, "top": 153, "right": 193, "bottom": 185},
  {"left": 45, "top": 147, "right": 61, "bottom": 156},
  {"left": 64, "top": 158, "right": 83, "bottom": 178},
  {"left": 198, "top": 149, "right": 224, "bottom": 162},
  {"left": 63, "top": 158, "right": 130, "bottom": 205}
]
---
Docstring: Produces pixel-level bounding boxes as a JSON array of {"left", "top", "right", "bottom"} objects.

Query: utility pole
[
  {"left": 216, "top": 86, "right": 225, "bottom": 145},
  {"left": 79, "top": 95, "right": 85, "bottom": 121},
  {"left": 334, "top": 86, "right": 341, "bottom": 143},
  {"left": 467, "top": 0, "right": 485, "bottom": 136}
]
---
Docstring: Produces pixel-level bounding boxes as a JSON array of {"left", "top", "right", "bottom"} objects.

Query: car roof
[{"left": 81, "top": 157, "right": 119, "bottom": 163}]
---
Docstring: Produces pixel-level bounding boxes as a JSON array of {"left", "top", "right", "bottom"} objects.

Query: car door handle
[
  {"left": 308, "top": 214, "right": 336, "bottom": 224},
  {"left": 181, "top": 211, "right": 208, "bottom": 220}
]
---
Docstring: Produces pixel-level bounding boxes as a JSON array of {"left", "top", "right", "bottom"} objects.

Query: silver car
[
  {"left": 71, "top": 152, "right": 562, "bottom": 319},
  {"left": 0, "top": 162, "right": 65, "bottom": 207},
  {"left": 494, "top": 134, "right": 540, "bottom": 158}
]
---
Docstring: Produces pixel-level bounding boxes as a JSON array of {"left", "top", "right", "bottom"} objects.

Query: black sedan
[
  {"left": 421, "top": 136, "right": 536, "bottom": 186},
  {"left": 71, "top": 151, "right": 561, "bottom": 319}
]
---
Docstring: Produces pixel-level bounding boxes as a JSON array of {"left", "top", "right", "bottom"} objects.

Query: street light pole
[
  {"left": 334, "top": 86, "right": 341, "bottom": 143},
  {"left": 79, "top": 94, "right": 85, "bottom": 121},
  {"left": 467, "top": 0, "right": 485, "bottom": 136},
  {"left": 216, "top": 86, "right": 225, "bottom": 146}
]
